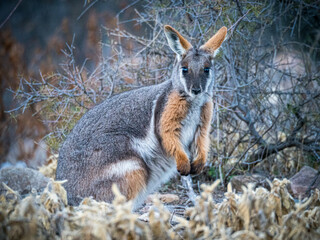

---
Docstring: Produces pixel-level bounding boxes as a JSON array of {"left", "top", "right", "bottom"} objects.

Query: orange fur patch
[
  {"left": 201, "top": 26, "right": 227, "bottom": 54},
  {"left": 191, "top": 101, "right": 213, "bottom": 174},
  {"left": 159, "top": 91, "right": 190, "bottom": 175},
  {"left": 125, "top": 169, "right": 147, "bottom": 200}
]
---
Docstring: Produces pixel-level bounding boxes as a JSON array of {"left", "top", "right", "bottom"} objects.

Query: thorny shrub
[{"left": 12, "top": 0, "right": 320, "bottom": 181}]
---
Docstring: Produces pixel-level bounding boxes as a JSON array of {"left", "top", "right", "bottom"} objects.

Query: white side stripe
[{"left": 103, "top": 160, "right": 141, "bottom": 178}]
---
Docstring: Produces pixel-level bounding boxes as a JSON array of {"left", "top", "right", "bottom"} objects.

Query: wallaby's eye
[
  {"left": 204, "top": 67, "right": 210, "bottom": 73},
  {"left": 182, "top": 67, "right": 188, "bottom": 73}
]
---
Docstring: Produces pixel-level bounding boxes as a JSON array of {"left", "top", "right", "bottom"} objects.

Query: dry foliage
[
  {"left": 38, "top": 154, "right": 58, "bottom": 179},
  {"left": 1, "top": 162, "right": 320, "bottom": 239}
]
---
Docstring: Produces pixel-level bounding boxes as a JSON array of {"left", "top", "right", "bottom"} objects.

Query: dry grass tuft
[
  {"left": 1, "top": 164, "right": 320, "bottom": 239},
  {"left": 38, "top": 154, "right": 58, "bottom": 179},
  {"left": 183, "top": 179, "right": 320, "bottom": 239}
]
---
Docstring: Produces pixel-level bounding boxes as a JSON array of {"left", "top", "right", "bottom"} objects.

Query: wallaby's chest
[{"left": 180, "top": 96, "right": 207, "bottom": 152}]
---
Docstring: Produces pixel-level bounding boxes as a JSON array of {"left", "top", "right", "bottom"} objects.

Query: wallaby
[{"left": 56, "top": 25, "right": 227, "bottom": 209}]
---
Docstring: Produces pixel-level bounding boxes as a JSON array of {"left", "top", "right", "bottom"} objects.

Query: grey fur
[{"left": 56, "top": 81, "right": 173, "bottom": 206}]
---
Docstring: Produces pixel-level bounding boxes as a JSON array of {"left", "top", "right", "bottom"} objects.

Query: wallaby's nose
[{"left": 191, "top": 88, "right": 201, "bottom": 95}]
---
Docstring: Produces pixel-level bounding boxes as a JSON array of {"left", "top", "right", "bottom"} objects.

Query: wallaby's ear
[
  {"left": 200, "top": 26, "right": 227, "bottom": 56},
  {"left": 164, "top": 25, "right": 192, "bottom": 55}
]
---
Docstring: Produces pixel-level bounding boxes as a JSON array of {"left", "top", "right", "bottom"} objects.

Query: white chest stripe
[{"left": 180, "top": 95, "right": 207, "bottom": 157}]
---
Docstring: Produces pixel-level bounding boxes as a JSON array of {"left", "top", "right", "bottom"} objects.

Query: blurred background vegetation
[{"left": 1, "top": 0, "right": 319, "bottom": 184}]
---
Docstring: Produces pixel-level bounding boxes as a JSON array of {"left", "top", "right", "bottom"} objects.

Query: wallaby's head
[{"left": 164, "top": 25, "right": 227, "bottom": 97}]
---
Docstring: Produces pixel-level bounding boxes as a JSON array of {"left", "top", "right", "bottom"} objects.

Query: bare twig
[
  {"left": 0, "top": 0, "right": 23, "bottom": 29},
  {"left": 181, "top": 176, "right": 197, "bottom": 205}
]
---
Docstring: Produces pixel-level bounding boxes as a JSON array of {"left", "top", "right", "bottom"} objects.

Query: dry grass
[{"left": 1, "top": 157, "right": 320, "bottom": 239}]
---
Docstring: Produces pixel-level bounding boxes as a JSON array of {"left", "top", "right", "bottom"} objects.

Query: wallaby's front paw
[
  {"left": 190, "top": 159, "right": 205, "bottom": 175},
  {"left": 176, "top": 153, "right": 191, "bottom": 176},
  {"left": 177, "top": 162, "right": 191, "bottom": 176}
]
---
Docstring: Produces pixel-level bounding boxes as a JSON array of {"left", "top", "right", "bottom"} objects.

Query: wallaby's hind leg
[{"left": 88, "top": 157, "right": 149, "bottom": 207}]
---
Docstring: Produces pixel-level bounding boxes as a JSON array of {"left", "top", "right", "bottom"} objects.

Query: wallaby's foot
[{"left": 190, "top": 158, "right": 205, "bottom": 175}]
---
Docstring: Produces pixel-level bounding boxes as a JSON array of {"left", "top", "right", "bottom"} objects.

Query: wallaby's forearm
[
  {"left": 159, "top": 91, "right": 191, "bottom": 175},
  {"left": 191, "top": 101, "right": 213, "bottom": 174}
]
